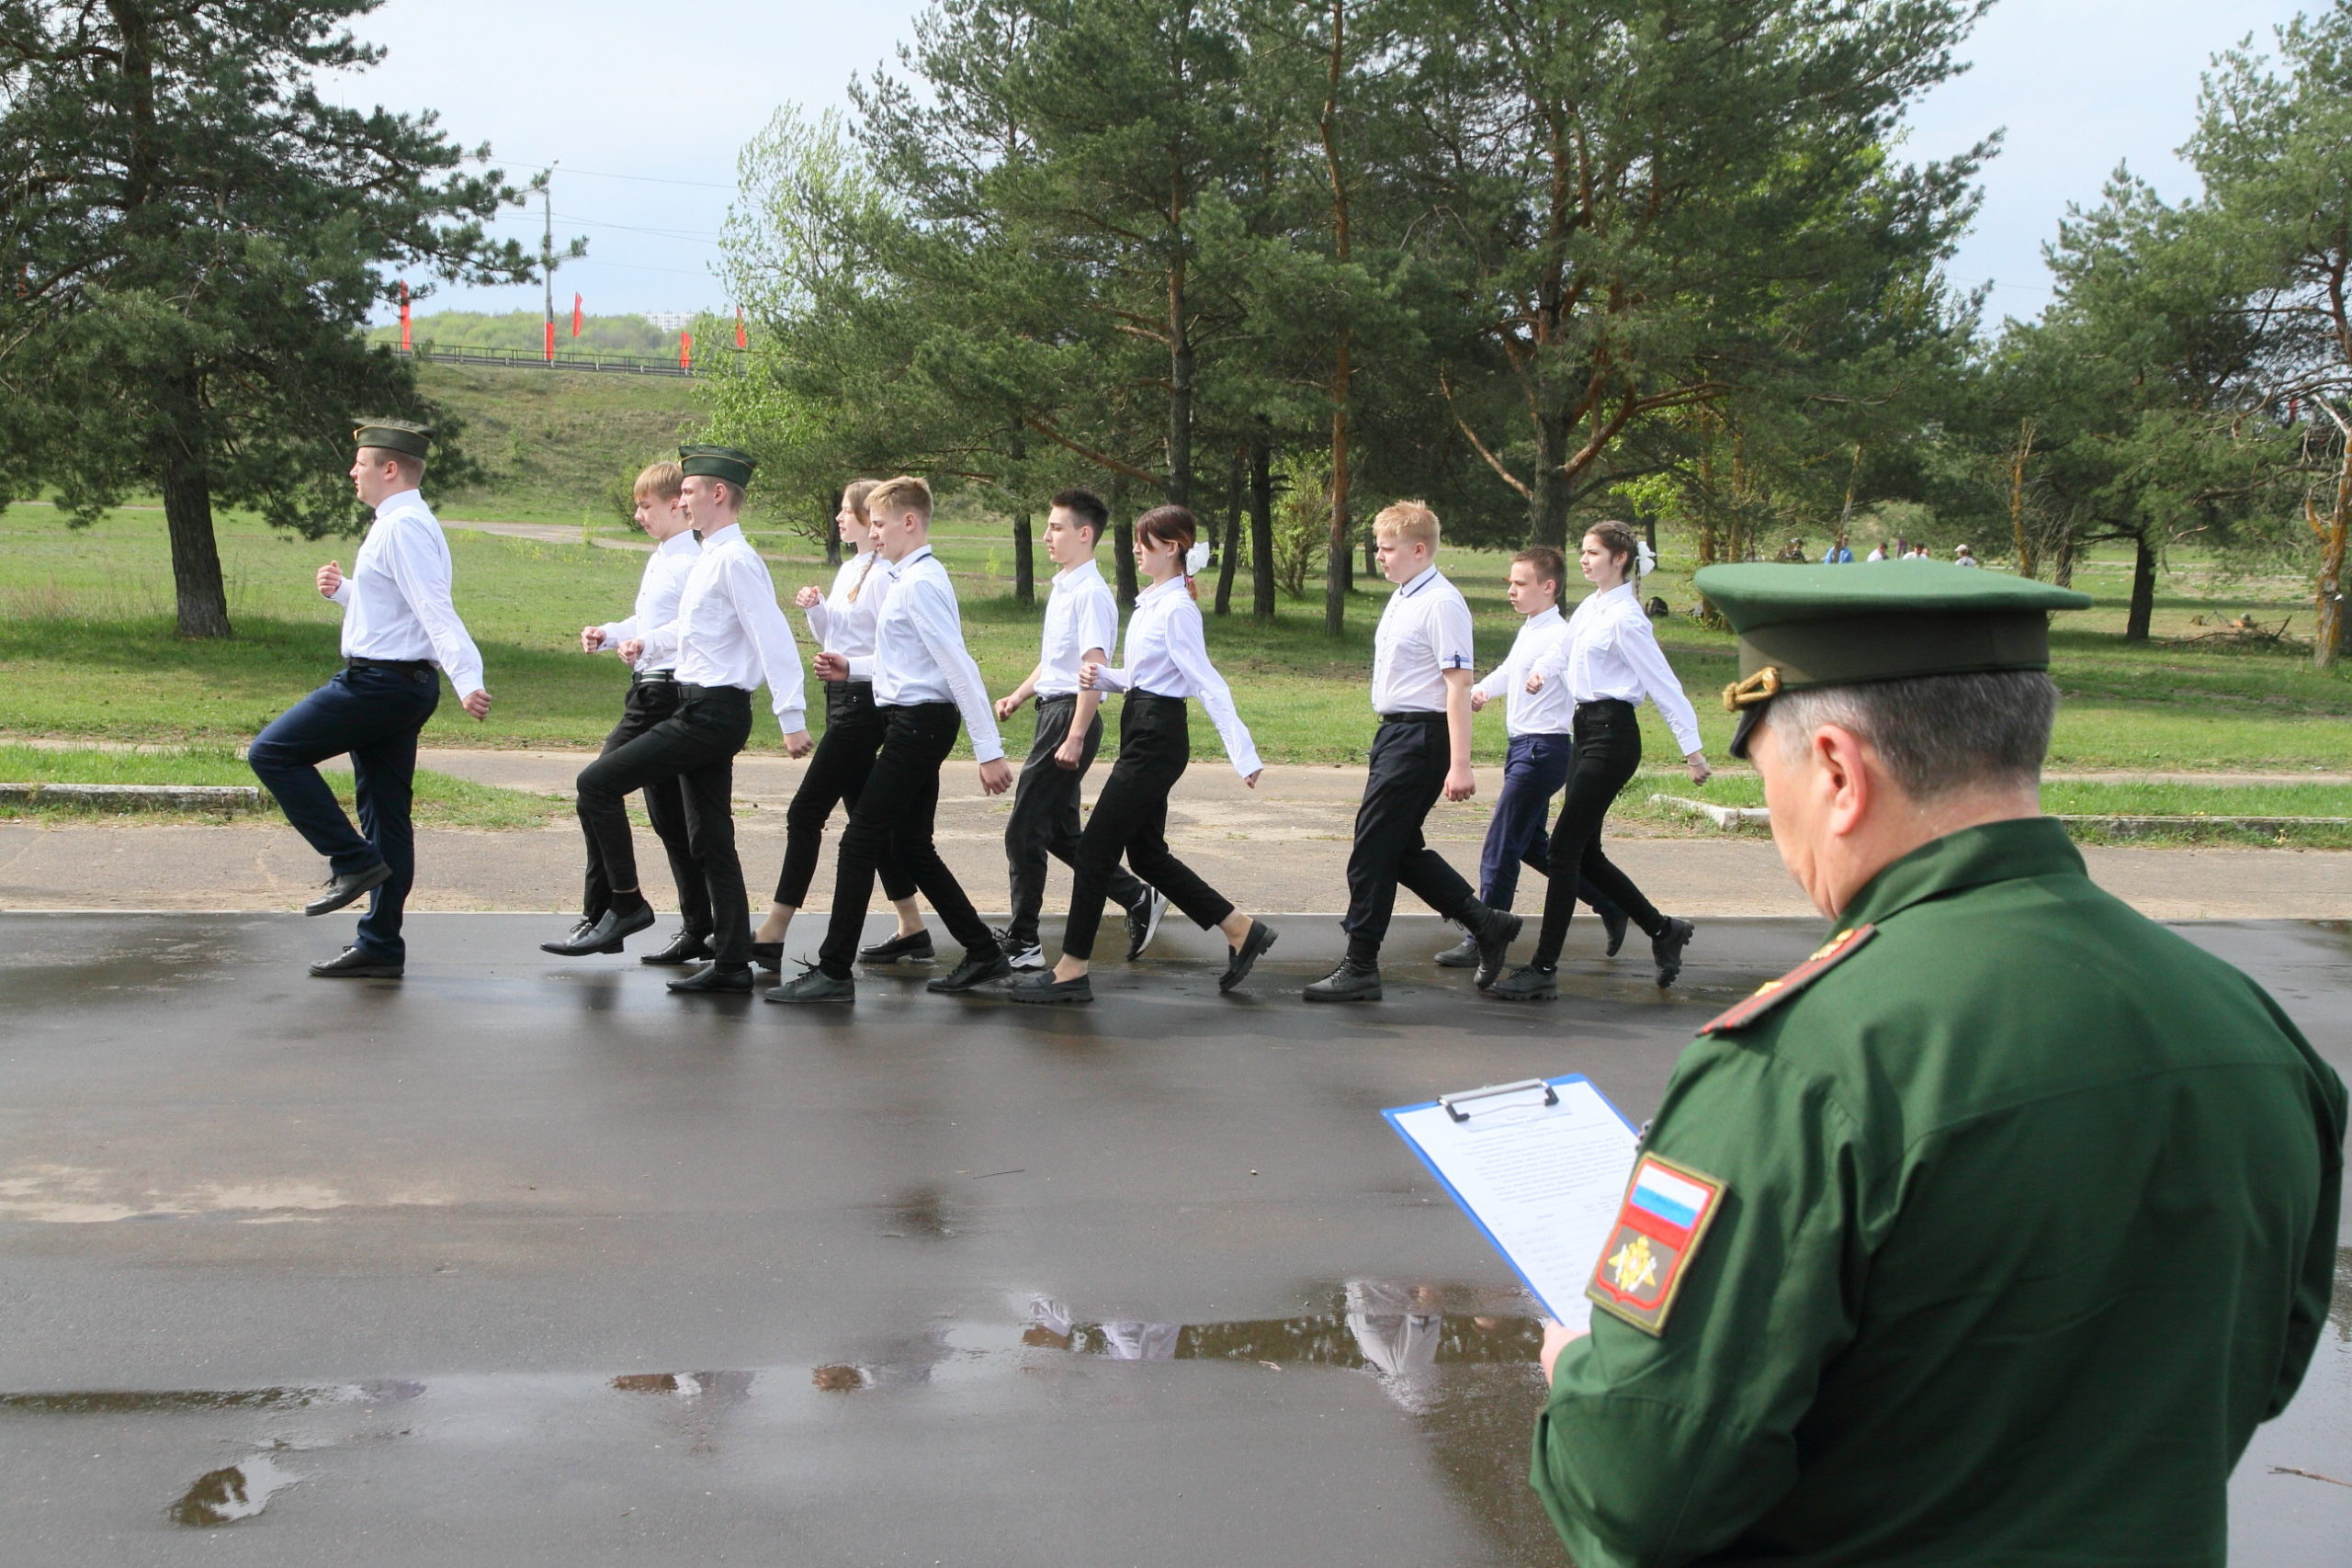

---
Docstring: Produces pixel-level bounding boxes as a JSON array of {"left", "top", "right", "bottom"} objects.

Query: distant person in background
[
  {"left": 1822, "top": 535, "right": 1853, "bottom": 564},
  {"left": 543, "top": 460, "right": 711, "bottom": 966},
  {"left": 1865, "top": 541, "right": 1888, "bottom": 562},
  {"left": 1888, "top": 536, "right": 1909, "bottom": 560},
  {"left": 1953, "top": 543, "right": 1980, "bottom": 568},
  {"left": 249, "top": 420, "right": 490, "bottom": 979}
]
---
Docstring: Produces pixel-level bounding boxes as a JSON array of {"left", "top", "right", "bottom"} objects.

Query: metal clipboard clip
[{"left": 1439, "top": 1078, "right": 1560, "bottom": 1123}]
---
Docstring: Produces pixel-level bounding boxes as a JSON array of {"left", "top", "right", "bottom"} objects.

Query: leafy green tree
[{"left": 0, "top": 0, "right": 550, "bottom": 637}]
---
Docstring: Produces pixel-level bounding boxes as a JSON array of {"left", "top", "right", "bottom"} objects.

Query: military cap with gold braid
[
  {"left": 680, "top": 445, "right": 756, "bottom": 490},
  {"left": 1692, "top": 561, "right": 2092, "bottom": 760},
  {"left": 352, "top": 419, "right": 433, "bottom": 460}
]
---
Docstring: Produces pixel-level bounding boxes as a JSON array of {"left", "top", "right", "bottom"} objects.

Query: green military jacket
[{"left": 1532, "top": 818, "right": 2346, "bottom": 1567}]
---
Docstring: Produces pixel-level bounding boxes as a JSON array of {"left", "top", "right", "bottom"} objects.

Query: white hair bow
[
  {"left": 1186, "top": 541, "right": 1211, "bottom": 574},
  {"left": 1635, "top": 539, "right": 1657, "bottom": 575}
]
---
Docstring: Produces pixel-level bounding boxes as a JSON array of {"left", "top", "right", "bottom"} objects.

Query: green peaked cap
[
  {"left": 680, "top": 445, "right": 755, "bottom": 490},
  {"left": 1691, "top": 560, "right": 2091, "bottom": 759},
  {"left": 353, "top": 419, "right": 433, "bottom": 459}
]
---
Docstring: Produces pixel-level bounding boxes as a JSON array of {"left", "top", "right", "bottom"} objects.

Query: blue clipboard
[{"left": 1382, "top": 1074, "right": 1638, "bottom": 1321}]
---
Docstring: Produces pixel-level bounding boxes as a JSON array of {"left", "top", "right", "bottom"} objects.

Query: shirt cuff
[{"left": 775, "top": 706, "right": 806, "bottom": 735}]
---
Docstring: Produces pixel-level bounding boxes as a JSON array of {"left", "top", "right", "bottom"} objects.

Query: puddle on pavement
[
  {"left": 0, "top": 1382, "right": 422, "bottom": 1416},
  {"left": 168, "top": 1453, "right": 300, "bottom": 1525}
]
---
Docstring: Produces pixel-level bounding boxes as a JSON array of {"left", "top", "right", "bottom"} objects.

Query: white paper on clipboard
[{"left": 1383, "top": 1076, "right": 1640, "bottom": 1330}]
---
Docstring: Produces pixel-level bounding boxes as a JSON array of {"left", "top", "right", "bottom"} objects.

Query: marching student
[
  {"left": 1009, "top": 505, "right": 1276, "bottom": 1005},
  {"left": 249, "top": 420, "right": 490, "bottom": 978},
  {"left": 1305, "top": 500, "right": 1519, "bottom": 1003},
  {"left": 1434, "top": 546, "right": 1626, "bottom": 982},
  {"left": 747, "top": 480, "right": 929, "bottom": 970},
  {"left": 991, "top": 488, "right": 1165, "bottom": 974},
  {"left": 542, "top": 460, "right": 712, "bottom": 965},
  {"left": 1487, "top": 520, "right": 1706, "bottom": 1000},
  {"left": 766, "top": 476, "right": 1014, "bottom": 1004},
  {"left": 552, "top": 446, "right": 812, "bottom": 994}
]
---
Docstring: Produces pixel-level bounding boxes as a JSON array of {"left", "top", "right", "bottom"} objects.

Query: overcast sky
[{"left": 333, "top": 0, "right": 2311, "bottom": 326}]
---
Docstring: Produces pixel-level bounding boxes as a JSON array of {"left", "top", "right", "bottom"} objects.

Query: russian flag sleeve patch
[{"left": 1586, "top": 1153, "right": 1728, "bottom": 1337}]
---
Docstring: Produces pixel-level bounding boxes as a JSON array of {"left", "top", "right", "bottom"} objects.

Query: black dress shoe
[
  {"left": 928, "top": 950, "right": 1012, "bottom": 994},
  {"left": 641, "top": 930, "right": 716, "bottom": 966},
  {"left": 765, "top": 966, "right": 855, "bottom": 1003},
  {"left": 541, "top": 918, "right": 619, "bottom": 956},
  {"left": 1600, "top": 907, "right": 1630, "bottom": 958},
  {"left": 747, "top": 940, "right": 784, "bottom": 972},
  {"left": 543, "top": 902, "right": 656, "bottom": 956},
  {"left": 1008, "top": 971, "right": 1092, "bottom": 1005},
  {"left": 858, "top": 929, "right": 936, "bottom": 964},
  {"left": 1487, "top": 963, "right": 1558, "bottom": 1001},
  {"left": 1652, "top": 918, "right": 1695, "bottom": 988},
  {"left": 1303, "top": 961, "right": 1381, "bottom": 1003},
  {"left": 1433, "top": 934, "right": 1479, "bottom": 968},
  {"left": 309, "top": 945, "right": 402, "bottom": 978},
  {"left": 1473, "top": 909, "right": 1523, "bottom": 990},
  {"left": 304, "top": 862, "right": 391, "bottom": 917},
  {"left": 667, "top": 964, "right": 754, "bottom": 994},
  {"left": 1218, "top": 920, "right": 1278, "bottom": 993}
]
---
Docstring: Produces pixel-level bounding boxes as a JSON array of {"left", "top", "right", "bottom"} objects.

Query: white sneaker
[
  {"left": 1125, "top": 888, "right": 1170, "bottom": 961},
  {"left": 1007, "top": 942, "right": 1046, "bottom": 973}
]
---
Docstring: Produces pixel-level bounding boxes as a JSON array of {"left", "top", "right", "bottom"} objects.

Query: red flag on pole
[
  {"left": 398, "top": 281, "right": 411, "bottom": 352},
  {"left": 679, "top": 330, "right": 692, "bottom": 370},
  {"left": 544, "top": 320, "right": 555, "bottom": 363},
  {"left": 735, "top": 306, "right": 747, "bottom": 350},
  {"left": 571, "top": 293, "right": 583, "bottom": 338}
]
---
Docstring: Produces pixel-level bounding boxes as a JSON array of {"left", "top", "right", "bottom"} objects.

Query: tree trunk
[
  {"left": 1249, "top": 441, "right": 1275, "bottom": 622},
  {"left": 1012, "top": 510, "right": 1035, "bottom": 606},
  {"left": 2124, "top": 529, "right": 2157, "bottom": 643},
  {"left": 2007, "top": 420, "right": 2037, "bottom": 580},
  {"left": 163, "top": 442, "right": 231, "bottom": 639},
  {"left": 1168, "top": 265, "right": 1193, "bottom": 511},
  {"left": 1528, "top": 412, "right": 1569, "bottom": 547},
  {"left": 822, "top": 493, "right": 842, "bottom": 568},
  {"left": 1324, "top": 333, "right": 1353, "bottom": 638},
  {"left": 2316, "top": 440, "right": 2350, "bottom": 669},
  {"left": 1216, "top": 448, "right": 1242, "bottom": 616}
]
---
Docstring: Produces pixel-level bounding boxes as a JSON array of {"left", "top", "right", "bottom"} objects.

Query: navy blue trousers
[
  {"left": 1480, "top": 732, "right": 1621, "bottom": 919},
  {"left": 249, "top": 663, "right": 440, "bottom": 961}
]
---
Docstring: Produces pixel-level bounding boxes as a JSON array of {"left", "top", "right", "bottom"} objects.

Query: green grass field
[{"left": 0, "top": 743, "right": 562, "bottom": 828}]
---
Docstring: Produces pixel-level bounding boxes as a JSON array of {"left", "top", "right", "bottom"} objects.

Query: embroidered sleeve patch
[
  {"left": 1587, "top": 1154, "right": 1727, "bottom": 1337},
  {"left": 1698, "top": 923, "right": 1876, "bottom": 1035}
]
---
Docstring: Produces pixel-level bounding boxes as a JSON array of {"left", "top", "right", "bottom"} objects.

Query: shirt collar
[
  {"left": 701, "top": 523, "right": 743, "bottom": 549},
  {"left": 374, "top": 488, "right": 424, "bottom": 517},
  {"left": 1397, "top": 564, "right": 1441, "bottom": 598},
  {"left": 656, "top": 529, "right": 699, "bottom": 557},
  {"left": 1053, "top": 558, "right": 1103, "bottom": 592},
  {"left": 1590, "top": 581, "right": 1636, "bottom": 607},
  {"left": 1526, "top": 604, "right": 1564, "bottom": 630},
  {"left": 1137, "top": 573, "right": 1188, "bottom": 605},
  {"left": 1838, "top": 817, "right": 2085, "bottom": 928},
  {"left": 899, "top": 544, "right": 935, "bottom": 572}
]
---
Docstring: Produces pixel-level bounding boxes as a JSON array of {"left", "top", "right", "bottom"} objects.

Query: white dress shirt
[
  {"left": 329, "top": 489, "right": 485, "bottom": 694},
  {"left": 1035, "top": 558, "right": 1120, "bottom": 698},
  {"left": 805, "top": 548, "right": 890, "bottom": 659},
  {"left": 1532, "top": 581, "right": 1703, "bottom": 755},
  {"left": 1370, "top": 565, "right": 1475, "bottom": 714},
  {"left": 595, "top": 528, "right": 700, "bottom": 673},
  {"left": 1092, "top": 575, "right": 1263, "bottom": 780},
  {"left": 846, "top": 547, "right": 1006, "bottom": 763},
  {"left": 1472, "top": 604, "right": 1573, "bottom": 737},
  {"left": 639, "top": 523, "right": 807, "bottom": 732}
]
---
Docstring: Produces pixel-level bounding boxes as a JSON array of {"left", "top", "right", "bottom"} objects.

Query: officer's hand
[
  {"left": 1538, "top": 1319, "right": 1588, "bottom": 1382},
  {"left": 995, "top": 693, "right": 1023, "bottom": 721},
  {"left": 1469, "top": 689, "right": 1489, "bottom": 713},
  {"left": 461, "top": 689, "right": 492, "bottom": 721},
  {"left": 1053, "top": 733, "right": 1084, "bottom": 771},
  {"left": 978, "top": 758, "right": 1013, "bottom": 796},
  {"left": 1443, "top": 763, "right": 1476, "bottom": 803},
  {"left": 1523, "top": 670, "right": 1544, "bottom": 694},
  {"left": 618, "top": 638, "right": 646, "bottom": 665},
  {"left": 782, "top": 728, "right": 814, "bottom": 759},
  {"left": 1685, "top": 750, "right": 1712, "bottom": 786},
  {"left": 581, "top": 625, "right": 605, "bottom": 653},
  {"left": 795, "top": 585, "right": 822, "bottom": 609},
  {"left": 317, "top": 561, "right": 343, "bottom": 599},
  {"left": 813, "top": 651, "right": 849, "bottom": 682}
]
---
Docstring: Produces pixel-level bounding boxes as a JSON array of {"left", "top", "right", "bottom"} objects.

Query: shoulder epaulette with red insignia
[{"left": 1698, "top": 923, "right": 1877, "bottom": 1035}]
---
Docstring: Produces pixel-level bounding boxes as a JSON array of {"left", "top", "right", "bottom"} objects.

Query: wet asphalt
[{"left": 1, "top": 912, "right": 2346, "bottom": 1565}]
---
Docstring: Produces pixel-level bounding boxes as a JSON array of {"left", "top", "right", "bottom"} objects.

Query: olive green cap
[
  {"left": 679, "top": 445, "right": 755, "bottom": 491},
  {"left": 353, "top": 419, "right": 433, "bottom": 459},
  {"left": 1692, "top": 561, "right": 2091, "bottom": 759}
]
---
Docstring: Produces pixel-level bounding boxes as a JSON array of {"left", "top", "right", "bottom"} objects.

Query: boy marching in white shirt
[
  {"left": 991, "top": 489, "right": 1162, "bottom": 972},
  {"left": 768, "top": 476, "right": 1015, "bottom": 1004}
]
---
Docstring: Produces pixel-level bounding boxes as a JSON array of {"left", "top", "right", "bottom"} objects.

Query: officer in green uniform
[{"left": 1531, "top": 562, "right": 2346, "bottom": 1567}]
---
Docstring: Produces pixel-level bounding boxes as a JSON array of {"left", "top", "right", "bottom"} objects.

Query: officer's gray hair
[{"left": 1767, "top": 671, "right": 2055, "bottom": 798}]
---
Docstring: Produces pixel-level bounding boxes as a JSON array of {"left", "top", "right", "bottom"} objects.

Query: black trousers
[
  {"left": 581, "top": 677, "right": 712, "bottom": 935},
  {"left": 1063, "top": 694, "right": 1236, "bottom": 961},
  {"left": 1531, "top": 699, "right": 1667, "bottom": 968},
  {"left": 774, "top": 681, "right": 917, "bottom": 908},
  {"left": 574, "top": 684, "right": 754, "bottom": 967},
  {"left": 816, "top": 702, "right": 999, "bottom": 979},
  {"left": 1341, "top": 715, "right": 1481, "bottom": 965},
  {"left": 1003, "top": 694, "right": 1149, "bottom": 952}
]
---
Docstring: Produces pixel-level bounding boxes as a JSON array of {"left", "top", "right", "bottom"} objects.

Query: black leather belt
[
  {"left": 345, "top": 656, "right": 434, "bottom": 673},
  {"left": 676, "top": 682, "right": 752, "bottom": 700},
  {"left": 1378, "top": 709, "right": 1447, "bottom": 725},
  {"left": 630, "top": 669, "right": 677, "bottom": 686}
]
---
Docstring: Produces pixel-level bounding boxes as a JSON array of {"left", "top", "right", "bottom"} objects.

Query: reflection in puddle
[
  {"left": 0, "top": 1382, "right": 422, "bottom": 1416},
  {"left": 168, "top": 1453, "right": 300, "bottom": 1526}
]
